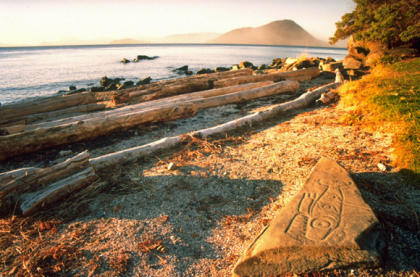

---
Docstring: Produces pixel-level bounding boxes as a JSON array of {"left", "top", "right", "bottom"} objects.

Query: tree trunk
[
  {"left": 91, "top": 82, "right": 338, "bottom": 170},
  {"left": 0, "top": 81, "right": 298, "bottom": 161}
]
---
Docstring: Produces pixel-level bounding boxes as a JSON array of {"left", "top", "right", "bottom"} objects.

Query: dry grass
[{"left": 338, "top": 58, "right": 419, "bottom": 175}]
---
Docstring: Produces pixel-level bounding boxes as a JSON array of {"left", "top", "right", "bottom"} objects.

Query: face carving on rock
[{"left": 285, "top": 184, "right": 344, "bottom": 242}]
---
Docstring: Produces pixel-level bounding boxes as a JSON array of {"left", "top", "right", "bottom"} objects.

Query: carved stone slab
[{"left": 233, "top": 157, "right": 381, "bottom": 276}]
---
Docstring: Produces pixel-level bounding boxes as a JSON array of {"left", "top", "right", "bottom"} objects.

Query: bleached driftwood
[
  {"left": 0, "top": 80, "right": 298, "bottom": 161},
  {"left": 0, "top": 69, "right": 253, "bottom": 125},
  {"left": 91, "top": 81, "right": 338, "bottom": 170},
  {"left": 112, "top": 68, "right": 254, "bottom": 103},
  {"left": 0, "top": 92, "right": 98, "bottom": 125},
  {"left": 0, "top": 151, "right": 90, "bottom": 201},
  {"left": 213, "top": 67, "right": 320, "bottom": 88},
  {"left": 19, "top": 166, "right": 98, "bottom": 216}
]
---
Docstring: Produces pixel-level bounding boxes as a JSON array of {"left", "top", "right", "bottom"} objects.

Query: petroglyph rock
[{"left": 233, "top": 157, "right": 381, "bottom": 276}]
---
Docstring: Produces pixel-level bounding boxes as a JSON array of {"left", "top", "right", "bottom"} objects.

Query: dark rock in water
[
  {"left": 89, "top": 86, "right": 105, "bottom": 92},
  {"left": 174, "top": 65, "right": 189, "bottom": 72},
  {"left": 100, "top": 76, "right": 112, "bottom": 87},
  {"left": 239, "top": 60, "right": 254, "bottom": 69},
  {"left": 68, "top": 85, "right": 76, "bottom": 91},
  {"left": 137, "top": 76, "right": 152, "bottom": 85},
  {"left": 133, "top": 55, "right": 158, "bottom": 62},
  {"left": 121, "top": 58, "right": 131, "bottom": 64},
  {"left": 117, "top": 80, "right": 134, "bottom": 90},
  {"left": 231, "top": 64, "right": 240, "bottom": 70},
  {"left": 257, "top": 64, "right": 267, "bottom": 70},
  {"left": 214, "top": 67, "right": 230, "bottom": 72},
  {"left": 233, "top": 157, "right": 382, "bottom": 276},
  {"left": 173, "top": 65, "right": 194, "bottom": 75},
  {"left": 270, "top": 58, "right": 284, "bottom": 68},
  {"left": 196, "top": 68, "right": 214, "bottom": 75}
]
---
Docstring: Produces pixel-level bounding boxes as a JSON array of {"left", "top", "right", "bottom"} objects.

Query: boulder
[
  {"left": 117, "top": 81, "right": 134, "bottom": 90},
  {"left": 133, "top": 55, "right": 158, "bottom": 62},
  {"left": 231, "top": 64, "right": 240, "bottom": 71},
  {"left": 239, "top": 60, "right": 254, "bottom": 69},
  {"left": 320, "top": 61, "right": 344, "bottom": 72},
  {"left": 270, "top": 58, "right": 284, "bottom": 68},
  {"left": 285, "top": 57, "right": 298, "bottom": 65},
  {"left": 173, "top": 65, "right": 192, "bottom": 75},
  {"left": 343, "top": 55, "right": 363, "bottom": 69},
  {"left": 294, "top": 59, "right": 317, "bottom": 69},
  {"left": 89, "top": 86, "right": 104, "bottom": 93},
  {"left": 214, "top": 67, "right": 230, "bottom": 72},
  {"left": 121, "top": 58, "right": 130, "bottom": 64},
  {"left": 196, "top": 68, "right": 214, "bottom": 75},
  {"left": 258, "top": 64, "right": 268, "bottom": 70},
  {"left": 68, "top": 85, "right": 76, "bottom": 91},
  {"left": 137, "top": 76, "right": 152, "bottom": 85},
  {"left": 233, "top": 157, "right": 382, "bottom": 276}
]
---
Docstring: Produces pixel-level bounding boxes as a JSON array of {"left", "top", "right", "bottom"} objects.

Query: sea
[{"left": 0, "top": 44, "right": 347, "bottom": 104}]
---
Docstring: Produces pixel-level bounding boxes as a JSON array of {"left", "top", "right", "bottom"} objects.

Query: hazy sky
[{"left": 0, "top": 0, "right": 355, "bottom": 46}]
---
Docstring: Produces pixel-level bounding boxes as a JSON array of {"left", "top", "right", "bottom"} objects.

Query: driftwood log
[
  {"left": 0, "top": 151, "right": 90, "bottom": 200},
  {"left": 20, "top": 166, "right": 98, "bottom": 216},
  {"left": 0, "top": 92, "right": 98, "bottom": 126},
  {"left": 112, "top": 68, "right": 254, "bottom": 104},
  {"left": 91, "top": 81, "right": 338, "bottom": 170},
  {"left": 0, "top": 69, "right": 254, "bottom": 126},
  {"left": 0, "top": 80, "right": 299, "bottom": 161},
  {"left": 214, "top": 67, "right": 320, "bottom": 88},
  {"left": 0, "top": 151, "right": 97, "bottom": 215}
]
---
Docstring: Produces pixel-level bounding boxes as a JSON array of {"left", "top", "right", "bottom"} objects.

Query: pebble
[
  {"left": 168, "top": 162, "right": 176, "bottom": 170},
  {"left": 377, "top": 163, "right": 387, "bottom": 172}
]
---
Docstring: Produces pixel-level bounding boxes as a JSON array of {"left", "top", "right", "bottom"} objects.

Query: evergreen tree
[{"left": 330, "top": 0, "right": 420, "bottom": 49}]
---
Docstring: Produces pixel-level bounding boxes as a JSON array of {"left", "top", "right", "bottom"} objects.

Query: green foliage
[{"left": 330, "top": 0, "right": 420, "bottom": 48}]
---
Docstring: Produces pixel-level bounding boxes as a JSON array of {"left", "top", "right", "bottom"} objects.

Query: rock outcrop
[{"left": 233, "top": 157, "right": 382, "bottom": 276}]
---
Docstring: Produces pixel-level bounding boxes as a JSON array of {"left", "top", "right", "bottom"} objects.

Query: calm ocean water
[{"left": 0, "top": 44, "right": 347, "bottom": 104}]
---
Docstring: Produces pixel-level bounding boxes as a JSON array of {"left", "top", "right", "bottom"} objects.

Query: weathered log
[
  {"left": 113, "top": 68, "right": 254, "bottom": 104},
  {"left": 214, "top": 67, "right": 320, "bottom": 88},
  {"left": 0, "top": 151, "right": 90, "bottom": 200},
  {"left": 0, "top": 92, "right": 98, "bottom": 125},
  {"left": 20, "top": 166, "right": 98, "bottom": 216},
  {"left": 25, "top": 102, "right": 109, "bottom": 124},
  {"left": 90, "top": 82, "right": 338, "bottom": 170},
  {"left": 27, "top": 81, "right": 274, "bottom": 131},
  {"left": 0, "top": 81, "right": 297, "bottom": 161}
]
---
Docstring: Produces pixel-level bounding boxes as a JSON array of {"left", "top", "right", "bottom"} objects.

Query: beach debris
[
  {"left": 335, "top": 68, "right": 344, "bottom": 83},
  {"left": 233, "top": 158, "right": 381, "bottom": 276}
]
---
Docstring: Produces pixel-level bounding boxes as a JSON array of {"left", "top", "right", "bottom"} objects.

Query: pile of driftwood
[{"left": 0, "top": 66, "right": 339, "bottom": 216}]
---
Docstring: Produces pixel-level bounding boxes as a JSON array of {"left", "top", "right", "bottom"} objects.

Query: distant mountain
[
  {"left": 158, "top": 32, "right": 220, "bottom": 44},
  {"left": 110, "top": 38, "right": 149, "bottom": 44},
  {"left": 209, "top": 20, "right": 326, "bottom": 47}
]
